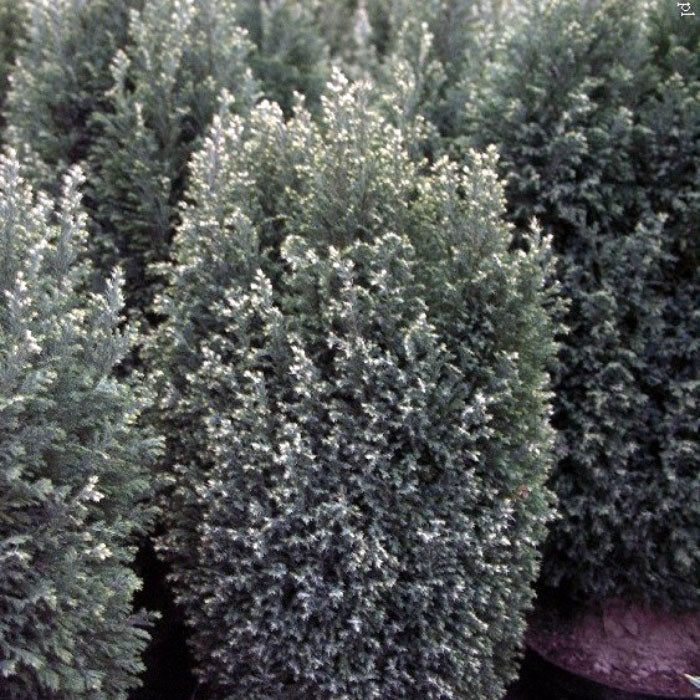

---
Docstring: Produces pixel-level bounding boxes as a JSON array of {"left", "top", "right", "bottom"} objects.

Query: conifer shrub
[
  {"left": 0, "top": 152, "right": 161, "bottom": 697},
  {"left": 235, "top": 0, "right": 329, "bottom": 117},
  {"left": 86, "top": 0, "right": 257, "bottom": 312},
  {"left": 152, "top": 72, "right": 558, "bottom": 698},
  {"left": 311, "top": 0, "right": 376, "bottom": 76},
  {"left": 398, "top": 0, "right": 503, "bottom": 138},
  {"left": 0, "top": 0, "right": 26, "bottom": 134},
  {"left": 466, "top": 0, "right": 699, "bottom": 609},
  {"left": 360, "top": 0, "right": 515, "bottom": 147},
  {"left": 2, "top": 0, "right": 137, "bottom": 191}
]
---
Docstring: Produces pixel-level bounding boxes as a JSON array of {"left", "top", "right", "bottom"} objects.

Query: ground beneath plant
[{"left": 527, "top": 597, "right": 700, "bottom": 697}]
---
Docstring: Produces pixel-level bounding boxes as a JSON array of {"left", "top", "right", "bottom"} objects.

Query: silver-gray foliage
[
  {"left": 87, "top": 0, "right": 257, "bottom": 311},
  {"left": 466, "top": 0, "right": 699, "bottom": 608},
  {"left": 152, "top": 72, "right": 558, "bottom": 698},
  {"left": 2, "top": 0, "right": 137, "bottom": 191},
  {"left": 0, "top": 152, "right": 161, "bottom": 697}
]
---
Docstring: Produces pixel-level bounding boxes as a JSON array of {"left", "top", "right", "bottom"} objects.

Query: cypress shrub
[
  {"left": 86, "top": 0, "right": 257, "bottom": 312},
  {"left": 2, "top": 0, "right": 137, "bottom": 191},
  {"left": 0, "top": 0, "right": 26, "bottom": 134},
  {"left": 466, "top": 0, "right": 699, "bottom": 608},
  {"left": 235, "top": 0, "right": 329, "bottom": 117},
  {"left": 398, "top": 0, "right": 505, "bottom": 139},
  {"left": 152, "top": 72, "right": 558, "bottom": 697},
  {"left": 364, "top": 0, "right": 515, "bottom": 146},
  {"left": 311, "top": 0, "right": 377, "bottom": 76},
  {"left": 0, "top": 151, "right": 161, "bottom": 697}
]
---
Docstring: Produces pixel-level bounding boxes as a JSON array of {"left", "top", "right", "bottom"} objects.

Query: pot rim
[{"left": 524, "top": 643, "right": 697, "bottom": 700}]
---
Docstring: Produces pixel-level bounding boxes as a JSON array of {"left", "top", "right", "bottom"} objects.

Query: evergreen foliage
[
  {"left": 2, "top": 1, "right": 693, "bottom": 694},
  {"left": 2, "top": 0, "right": 137, "bottom": 192},
  {"left": 311, "top": 0, "right": 375, "bottom": 76},
  {"left": 466, "top": 0, "right": 699, "bottom": 608},
  {"left": 0, "top": 0, "right": 26, "bottom": 135},
  {"left": 152, "top": 72, "right": 557, "bottom": 697},
  {"left": 0, "top": 152, "right": 161, "bottom": 697},
  {"left": 235, "top": 0, "right": 329, "bottom": 116},
  {"left": 365, "top": 0, "right": 514, "bottom": 146},
  {"left": 87, "top": 0, "right": 256, "bottom": 312}
]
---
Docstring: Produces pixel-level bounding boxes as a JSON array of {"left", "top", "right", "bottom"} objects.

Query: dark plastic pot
[{"left": 519, "top": 645, "right": 696, "bottom": 700}]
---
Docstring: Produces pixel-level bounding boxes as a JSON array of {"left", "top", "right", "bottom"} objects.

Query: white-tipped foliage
[
  {"left": 2, "top": 0, "right": 137, "bottom": 189},
  {"left": 0, "top": 0, "right": 26, "bottom": 133},
  {"left": 364, "top": 0, "right": 515, "bottom": 147},
  {"left": 467, "top": 0, "right": 699, "bottom": 608},
  {"left": 0, "top": 152, "right": 161, "bottom": 697},
  {"left": 235, "top": 0, "right": 330, "bottom": 116},
  {"left": 154, "top": 72, "right": 557, "bottom": 698},
  {"left": 87, "top": 0, "right": 257, "bottom": 310}
]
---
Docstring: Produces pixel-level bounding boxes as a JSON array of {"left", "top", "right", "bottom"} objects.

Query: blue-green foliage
[
  {"left": 152, "top": 72, "right": 557, "bottom": 698},
  {"left": 235, "top": 0, "right": 329, "bottom": 116},
  {"left": 2, "top": 0, "right": 137, "bottom": 191},
  {"left": 87, "top": 0, "right": 256, "bottom": 311},
  {"left": 466, "top": 0, "right": 699, "bottom": 608},
  {"left": 0, "top": 152, "right": 161, "bottom": 697},
  {"left": 0, "top": 0, "right": 26, "bottom": 134},
  {"left": 363, "top": 0, "right": 515, "bottom": 151}
]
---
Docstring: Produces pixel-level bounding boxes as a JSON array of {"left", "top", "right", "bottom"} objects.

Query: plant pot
[
  {"left": 524, "top": 597, "right": 699, "bottom": 699},
  {"left": 518, "top": 646, "right": 697, "bottom": 700}
]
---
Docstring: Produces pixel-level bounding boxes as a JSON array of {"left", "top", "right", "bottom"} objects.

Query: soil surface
[{"left": 527, "top": 597, "right": 700, "bottom": 697}]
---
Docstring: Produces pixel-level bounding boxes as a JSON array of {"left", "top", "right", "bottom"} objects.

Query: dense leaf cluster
[
  {"left": 86, "top": 0, "right": 257, "bottom": 311},
  {"left": 2, "top": 0, "right": 693, "bottom": 695},
  {"left": 2, "top": 0, "right": 137, "bottom": 190},
  {"left": 0, "top": 153, "right": 161, "bottom": 697},
  {"left": 0, "top": 0, "right": 26, "bottom": 134},
  {"left": 465, "top": 0, "right": 699, "bottom": 608},
  {"left": 235, "top": 0, "right": 329, "bottom": 117},
  {"left": 152, "top": 72, "right": 557, "bottom": 697}
]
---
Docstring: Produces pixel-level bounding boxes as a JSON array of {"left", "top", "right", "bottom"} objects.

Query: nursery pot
[
  {"left": 519, "top": 646, "right": 697, "bottom": 700},
  {"left": 523, "top": 598, "right": 699, "bottom": 700}
]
